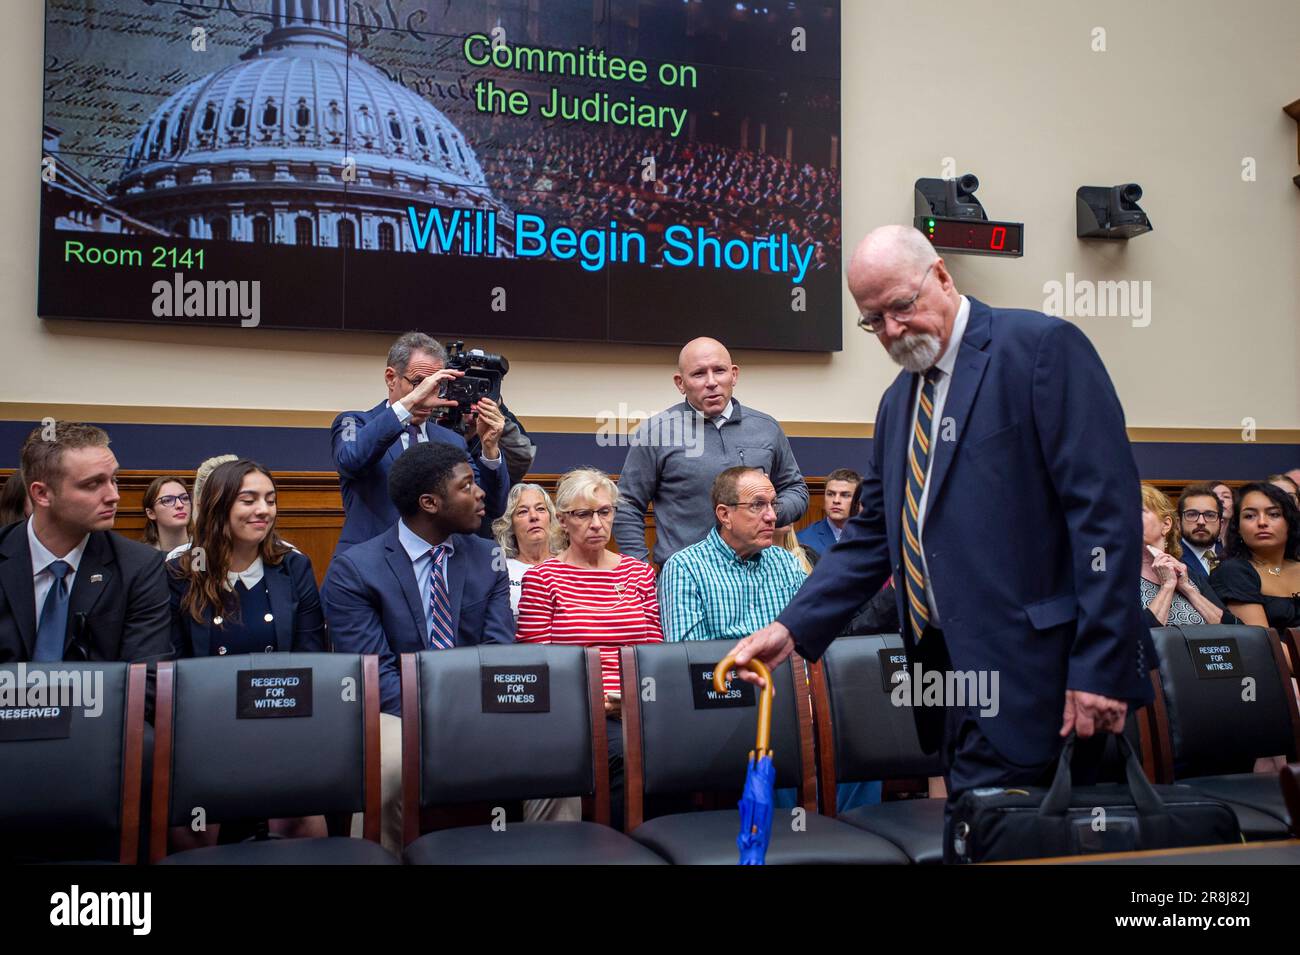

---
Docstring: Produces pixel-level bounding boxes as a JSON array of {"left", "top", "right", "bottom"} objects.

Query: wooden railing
[{"left": 0, "top": 470, "right": 1210, "bottom": 585}]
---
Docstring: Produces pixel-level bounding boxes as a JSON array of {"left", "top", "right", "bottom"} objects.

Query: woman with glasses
[
  {"left": 142, "top": 475, "right": 191, "bottom": 553},
  {"left": 515, "top": 467, "right": 662, "bottom": 828},
  {"left": 1139, "top": 484, "right": 1223, "bottom": 626}
]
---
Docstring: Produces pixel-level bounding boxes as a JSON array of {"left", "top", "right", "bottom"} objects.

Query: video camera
[{"left": 436, "top": 341, "right": 509, "bottom": 435}]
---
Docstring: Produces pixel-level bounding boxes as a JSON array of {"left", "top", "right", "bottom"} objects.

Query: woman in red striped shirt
[{"left": 516, "top": 467, "right": 662, "bottom": 828}]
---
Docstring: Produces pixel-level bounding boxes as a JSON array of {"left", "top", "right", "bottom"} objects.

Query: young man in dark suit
[
  {"left": 0, "top": 422, "right": 171, "bottom": 668},
  {"left": 797, "top": 468, "right": 861, "bottom": 556},
  {"left": 330, "top": 332, "right": 509, "bottom": 557},
  {"left": 1177, "top": 483, "right": 1227, "bottom": 607},
  {"left": 322, "top": 441, "right": 514, "bottom": 852},
  {"left": 734, "top": 225, "right": 1152, "bottom": 862}
]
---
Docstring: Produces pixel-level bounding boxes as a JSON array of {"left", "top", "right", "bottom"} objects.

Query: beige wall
[{"left": 3, "top": 0, "right": 1297, "bottom": 429}]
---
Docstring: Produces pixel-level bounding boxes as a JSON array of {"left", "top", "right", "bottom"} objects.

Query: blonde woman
[
  {"left": 166, "top": 454, "right": 238, "bottom": 560},
  {"left": 491, "top": 483, "right": 560, "bottom": 621},
  {"left": 776, "top": 524, "right": 817, "bottom": 575},
  {"left": 1140, "top": 484, "right": 1222, "bottom": 626}
]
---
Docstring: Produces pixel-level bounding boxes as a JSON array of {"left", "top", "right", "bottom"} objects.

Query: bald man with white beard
[
  {"left": 613, "top": 337, "right": 808, "bottom": 565},
  {"left": 732, "top": 225, "right": 1152, "bottom": 862}
]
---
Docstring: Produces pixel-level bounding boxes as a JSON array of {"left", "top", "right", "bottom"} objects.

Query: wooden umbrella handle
[{"left": 713, "top": 652, "right": 774, "bottom": 755}]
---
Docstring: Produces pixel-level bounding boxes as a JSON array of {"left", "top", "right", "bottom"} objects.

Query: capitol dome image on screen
[{"left": 50, "top": 0, "right": 515, "bottom": 253}]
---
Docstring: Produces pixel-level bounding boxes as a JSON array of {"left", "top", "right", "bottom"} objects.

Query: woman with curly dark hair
[{"left": 1209, "top": 481, "right": 1300, "bottom": 632}]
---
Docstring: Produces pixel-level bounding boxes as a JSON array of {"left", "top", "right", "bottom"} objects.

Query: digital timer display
[{"left": 915, "top": 216, "right": 1024, "bottom": 257}]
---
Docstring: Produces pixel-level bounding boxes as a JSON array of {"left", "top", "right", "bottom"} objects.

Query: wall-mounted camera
[
  {"left": 913, "top": 173, "right": 1024, "bottom": 257},
  {"left": 1076, "top": 183, "right": 1153, "bottom": 239}
]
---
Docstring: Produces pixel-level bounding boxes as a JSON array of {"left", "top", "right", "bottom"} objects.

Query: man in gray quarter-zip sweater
[{"left": 613, "top": 337, "right": 808, "bottom": 566}]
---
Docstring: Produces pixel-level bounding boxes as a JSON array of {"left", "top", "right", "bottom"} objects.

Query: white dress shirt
[
  {"left": 692, "top": 398, "right": 734, "bottom": 430},
  {"left": 389, "top": 400, "right": 501, "bottom": 467},
  {"left": 28, "top": 518, "right": 89, "bottom": 617},
  {"left": 1183, "top": 541, "right": 1212, "bottom": 575},
  {"left": 906, "top": 294, "right": 971, "bottom": 626},
  {"left": 398, "top": 519, "right": 455, "bottom": 642}
]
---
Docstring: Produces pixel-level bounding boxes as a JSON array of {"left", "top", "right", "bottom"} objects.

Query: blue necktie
[
  {"left": 902, "top": 369, "right": 941, "bottom": 642},
  {"left": 33, "top": 559, "right": 71, "bottom": 662},
  {"left": 427, "top": 545, "right": 456, "bottom": 650},
  {"left": 404, "top": 423, "right": 423, "bottom": 447}
]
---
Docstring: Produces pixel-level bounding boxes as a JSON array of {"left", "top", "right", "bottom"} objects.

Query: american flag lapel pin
[{"left": 90, "top": 574, "right": 103, "bottom": 583}]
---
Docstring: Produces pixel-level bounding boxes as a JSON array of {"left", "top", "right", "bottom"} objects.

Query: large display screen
[{"left": 39, "top": 0, "right": 843, "bottom": 350}]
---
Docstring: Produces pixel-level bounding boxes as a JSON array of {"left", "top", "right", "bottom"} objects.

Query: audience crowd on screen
[
  {"left": 480, "top": 124, "right": 841, "bottom": 273},
  {"left": 1, "top": 329, "right": 1298, "bottom": 856}
]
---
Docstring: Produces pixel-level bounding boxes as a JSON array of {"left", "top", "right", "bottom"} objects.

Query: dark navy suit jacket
[
  {"left": 1177, "top": 539, "right": 1226, "bottom": 611},
  {"left": 779, "top": 298, "right": 1152, "bottom": 766},
  {"left": 331, "top": 401, "right": 509, "bottom": 555},
  {"left": 166, "top": 549, "right": 327, "bottom": 657},
  {"left": 321, "top": 525, "right": 514, "bottom": 714},
  {"left": 796, "top": 518, "right": 840, "bottom": 555},
  {"left": 0, "top": 522, "right": 172, "bottom": 666}
]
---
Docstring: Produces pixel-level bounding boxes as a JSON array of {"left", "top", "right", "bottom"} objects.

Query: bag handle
[{"left": 1038, "top": 730, "right": 1166, "bottom": 817}]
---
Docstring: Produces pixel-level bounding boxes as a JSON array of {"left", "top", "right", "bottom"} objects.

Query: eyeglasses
[
  {"left": 156, "top": 494, "right": 191, "bottom": 508},
  {"left": 563, "top": 507, "right": 615, "bottom": 522},
  {"left": 1181, "top": 509, "right": 1220, "bottom": 523},
  {"left": 401, "top": 374, "right": 426, "bottom": 388},
  {"left": 726, "top": 499, "right": 777, "bottom": 516},
  {"left": 857, "top": 262, "right": 935, "bottom": 334}
]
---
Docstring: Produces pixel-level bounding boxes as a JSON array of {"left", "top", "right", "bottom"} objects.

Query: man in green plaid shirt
[{"left": 659, "top": 467, "right": 807, "bottom": 641}]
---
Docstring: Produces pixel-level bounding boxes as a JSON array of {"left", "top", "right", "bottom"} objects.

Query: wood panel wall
[{"left": 0, "top": 469, "right": 1207, "bottom": 585}]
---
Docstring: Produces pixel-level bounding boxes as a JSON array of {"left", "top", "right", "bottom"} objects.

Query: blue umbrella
[{"left": 714, "top": 654, "right": 776, "bottom": 865}]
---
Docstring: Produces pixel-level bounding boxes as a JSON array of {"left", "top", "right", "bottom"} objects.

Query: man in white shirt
[
  {"left": 733, "top": 225, "right": 1149, "bottom": 862},
  {"left": 1177, "top": 483, "right": 1227, "bottom": 609}
]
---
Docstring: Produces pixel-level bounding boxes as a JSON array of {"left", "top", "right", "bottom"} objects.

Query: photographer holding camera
[
  {"left": 445, "top": 342, "right": 537, "bottom": 491},
  {"left": 330, "top": 332, "right": 510, "bottom": 557}
]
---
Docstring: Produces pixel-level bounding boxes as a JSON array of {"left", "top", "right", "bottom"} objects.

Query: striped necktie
[
  {"left": 902, "top": 368, "right": 941, "bottom": 642},
  {"left": 427, "top": 544, "right": 456, "bottom": 650}
]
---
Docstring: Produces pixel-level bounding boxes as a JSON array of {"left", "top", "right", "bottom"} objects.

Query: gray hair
[
  {"left": 491, "top": 483, "right": 561, "bottom": 559},
  {"left": 386, "top": 332, "right": 447, "bottom": 375}
]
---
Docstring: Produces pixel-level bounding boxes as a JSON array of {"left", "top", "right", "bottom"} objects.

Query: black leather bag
[{"left": 949, "top": 733, "right": 1242, "bottom": 863}]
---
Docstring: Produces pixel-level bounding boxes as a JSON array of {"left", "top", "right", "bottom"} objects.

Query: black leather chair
[
  {"left": 808, "top": 634, "right": 946, "bottom": 863},
  {"left": 0, "top": 662, "right": 146, "bottom": 863},
  {"left": 620, "top": 639, "right": 909, "bottom": 864},
  {"left": 150, "top": 653, "right": 396, "bottom": 864},
  {"left": 400, "top": 645, "right": 665, "bottom": 865},
  {"left": 1145, "top": 625, "right": 1300, "bottom": 840}
]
